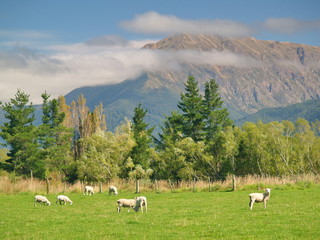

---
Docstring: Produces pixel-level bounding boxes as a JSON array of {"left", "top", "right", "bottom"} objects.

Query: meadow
[{"left": 1, "top": 186, "right": 320, "bottom": 240}]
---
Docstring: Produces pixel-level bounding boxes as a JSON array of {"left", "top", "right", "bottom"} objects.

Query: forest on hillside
[{"left": 0, "top": 76, "right": 319, "bottom": 183}]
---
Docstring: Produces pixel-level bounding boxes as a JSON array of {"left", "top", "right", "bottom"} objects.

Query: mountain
[
  {"left": 1, "top": 34, "right": 319, "bottom": 133},
  {"left": 235, "top": 99, "right": 320, "bottom": 125},
  {"left": 65, "top": 34, "right": 320, "bottom": 131}
]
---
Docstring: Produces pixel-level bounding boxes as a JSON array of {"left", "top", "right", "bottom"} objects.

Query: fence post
[
  {"left": 232, "top": 174, "right": 236, "bottom": 191},
  {"left": 155, "top": 179, "right": 159, "bottom": 193},
  {"left": 45, "top": 178, "right": 50, "bottom": 195},
  {"left": 208, "top": 177, "right": 211, "bottom": 192},
  {"left": 99, "top": 182, "right": 103, "bottom": 193},
  {"left": 193, "top": 178, "right": 196, "bottom": 192},
  {"left": 135, "top": 179, "right": 140, "bottom": 194},
  {"left": 168, "top": 179, "right": 173, "bottom": 192}
]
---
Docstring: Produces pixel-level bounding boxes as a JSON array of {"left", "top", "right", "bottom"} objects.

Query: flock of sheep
[
  {"left": 34, "top": 185, "right": 148, "bottom": 213},
  {"left": 34, "top": 186, "right": 271, "bottom": 211}
]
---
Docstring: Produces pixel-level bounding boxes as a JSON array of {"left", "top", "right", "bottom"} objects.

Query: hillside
[
  {"left": 235, "top": 99, "right": 320, "bottom": 125},
  {"left": 65, "top": 34, "right": 320, "bottom": 131},
  {"left": 65, "top": 74, "right": 180, "bottom": 132}
]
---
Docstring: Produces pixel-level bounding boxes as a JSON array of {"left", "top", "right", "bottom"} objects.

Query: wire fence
[{"left": 1, "top": 174, "right": 319, "bottom": 194}]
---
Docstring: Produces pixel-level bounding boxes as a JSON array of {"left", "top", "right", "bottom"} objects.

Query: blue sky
[{"left": 1, "top": 0, "right": 320, "bottom": 103}]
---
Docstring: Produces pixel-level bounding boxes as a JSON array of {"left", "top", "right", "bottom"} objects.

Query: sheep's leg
[
  {"left": 264, "top": 200, "right": 267, "bottom": 209},
  {"left": 249, "top": 198, "right": 254, "bottom": 210}
]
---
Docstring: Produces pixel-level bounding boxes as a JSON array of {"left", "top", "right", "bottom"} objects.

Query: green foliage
[
  {"left": 129, "top": 104, "right": 154, "bottom": 179},
  {"left": 38, "top": 93, "right": 73, "bottom": 180},
  {"left": 178, "top": 75, "right": 205, "bottom": 142},
  {"left": 0, "top": 90, "right": 40, "bottom": 176},
  {"left": 1, "top": 81, "right": 320, "bottom": 184}
]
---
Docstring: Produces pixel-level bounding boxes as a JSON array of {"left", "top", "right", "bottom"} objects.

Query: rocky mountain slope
[
  {"left": 143, "top": 34, "right": 320, "bottom": 115},
  {"left": 53, "top": 34, "right": 320, "bottom": 131}
]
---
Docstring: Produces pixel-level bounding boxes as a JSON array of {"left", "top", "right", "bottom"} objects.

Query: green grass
[{"left": 1, "top": 187, "right": 320, "bottom": 240}]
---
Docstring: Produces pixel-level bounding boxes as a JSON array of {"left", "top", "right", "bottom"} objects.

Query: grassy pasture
[{"left": 1, "top": 187, "right": 319, "bottom": 240}]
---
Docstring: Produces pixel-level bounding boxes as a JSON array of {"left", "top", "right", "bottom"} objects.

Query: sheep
[
  {"left": 116, "top": 199, "right": 137, "bottom": 213},
  {"left": 34, "top": 195, "right": 51, "bottom": 206},
  {"left": 249, "top": 188, "right": 271, "bottom": 210},
  {"left": 133, "top": 196, "right": 148, "bottom": 213},
  {"left": 109, "top": 186, "right": 118, "bottom": 196},
  {"left": 84, "top": 186, "right": 94, "bottom": 195},
  {"left": 56, "top": 195, "right": 73, "bottom": 205}
]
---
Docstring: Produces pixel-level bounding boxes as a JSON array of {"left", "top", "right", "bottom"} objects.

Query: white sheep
[
  {"left": 134, "top": 196, "right": 148, "bottom": 213},
  {"left": 84, "top": 186, "right": 94, "bottom": 195},
  {"left": 116, "top": 199, "right": 137, "bottom": 213},
  {"left": 249, "top": 188, "right": 271, "bottom": 210},
  {"left": 56, "top": 195, "right": 73, "bottom": 205},
  {"left": 109, "top": 186, "right": 118, "bottom": 196},
  {"left": 34, "top": 195, "right": 51, "bottom": 206}
]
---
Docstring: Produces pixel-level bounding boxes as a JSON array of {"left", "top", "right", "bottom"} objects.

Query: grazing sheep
[
  {"left": 133, "top": 196, "right": 148, "bottom": 213},
  {"left": 249, "top": 188, "right": 271, "bottom": 210},
  {"left": 56, "top": 195, "right": 73, "bottom": 205},
  {"left": 116, "top": 199, "right": 136, "bottom": 213},
  {"left": 109, "top": 186, "right": 118, "bottom": 196},
  {"left": 84, "top": 186, "right": 94, "bottom": 195},
  {"left": 34, "top": 195, "right": 51, "bottom": 206}
]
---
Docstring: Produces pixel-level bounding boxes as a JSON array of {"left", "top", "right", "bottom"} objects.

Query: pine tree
[
  {"left": 156, "top": 111, "right": 184, "bottom": 150},
  {"left": 178, "top": 75, "right": 205, "bottom": 142},
  {"left": 203, "top": 79, "right": 233, "bottom": 143},
  {"left": 130, "top": 104, "right": 154, "bottom": 170},
  {"left": 0, "top": 90, "right": 40, "bottom": 176},
  {"left": 38, "top": 92, "right": 74, "bottom": 181}
]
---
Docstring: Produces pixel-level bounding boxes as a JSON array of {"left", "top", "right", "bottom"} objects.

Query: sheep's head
[{"left": 265, "top": 188, "right": 271, "bottom": 193}]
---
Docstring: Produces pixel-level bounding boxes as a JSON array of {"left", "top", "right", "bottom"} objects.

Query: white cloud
[
  {"left": 120, "top": 11, "right": 253, "bottom": 37},
  {"left": 0, "top": 36, "right": 259, "bottom": 104},
  {"left": 263, "top": 18, "right": 320, "bottom": 35}
]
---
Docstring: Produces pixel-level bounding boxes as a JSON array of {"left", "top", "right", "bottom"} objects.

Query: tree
[
  {"left": 156, "top": 111, "right": 184, "bottom": 150},
  {"left": 129, "top": 104, "right": 154, "bottom": 179},
  {"left": 178, "top": 75, "right": 205, "bottom": 142},
  {"left": 203, "top": 79, "right": 233, "bottom": 143},
  {"left": 38, "top": 92, "right": 74, "bottom": 181},
  {"left": 0, "top": 90, "right": 41, "bottom": 176}
]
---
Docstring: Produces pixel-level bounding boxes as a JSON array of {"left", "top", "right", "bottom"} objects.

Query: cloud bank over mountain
[
  {"left": 0, "top": 36, "right": 259, "bottom": 103},
  {"left": 1, "top": 11, "right": 319, "bottom": 104}
]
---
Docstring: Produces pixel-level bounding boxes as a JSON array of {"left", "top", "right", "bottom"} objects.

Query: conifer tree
[
  {"left": 0, "top": 90, "right": 40, "bottom": 176},
  {"left": 38, "top": 92, "right": 73, "bottom": 181},
  {"left": 203, "top": 79, "right": 233, "bottom": 143},
  {"left": 130, "top": 104, "right": 154, "bottom": 173},
  {"left": 178, "top": 75, "right": 205, "bottom": 142}
]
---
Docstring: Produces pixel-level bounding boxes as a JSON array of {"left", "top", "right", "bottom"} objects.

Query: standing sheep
[
  {"left": 84, "top": 186, "right": 94, "bottom": 195},
  {"left": 56, "top": 195, "right": 73, "bottom": 205},
  {"left": 109, "top": 186, "right": 118, "bottom": 196},
  {"left": 116, "top": 199, "right": 137, "bottom": 213},
  {"left": 249, "top": 188, "right": 271, "bottom": 210},
  {"left": 34, "top": 195, "right": 51, "bottom": 206},
  {"left": 134, "top": 196, "right": 147, "bottom": 213}
]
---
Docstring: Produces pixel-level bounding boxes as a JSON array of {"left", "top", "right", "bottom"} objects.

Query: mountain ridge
[{"left": 63, "top": 34, "right": 320, "bottom": 131}]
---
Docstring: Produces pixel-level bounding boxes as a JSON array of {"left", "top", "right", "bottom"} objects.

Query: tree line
[{"left": 0, "top": 76, "right": 319, "bottom": 183}]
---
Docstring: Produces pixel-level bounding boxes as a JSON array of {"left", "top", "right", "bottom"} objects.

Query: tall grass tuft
[{"left": 0, "top": 174, "right": 319, "bottom": 194}]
